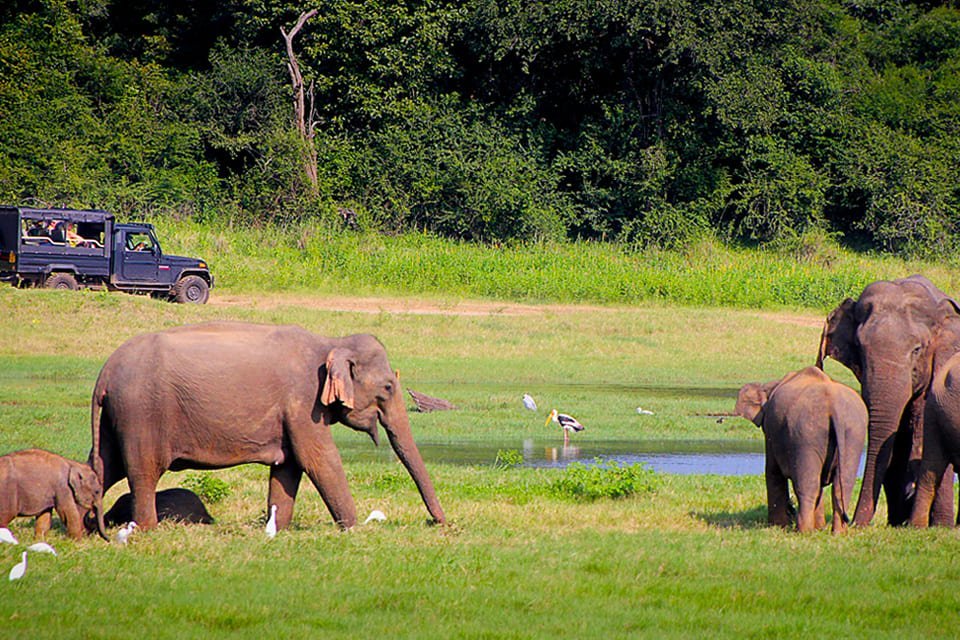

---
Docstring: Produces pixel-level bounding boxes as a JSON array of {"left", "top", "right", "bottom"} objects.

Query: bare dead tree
[{"left": 281, "top": 9, "right": 319, "bottom": 196}]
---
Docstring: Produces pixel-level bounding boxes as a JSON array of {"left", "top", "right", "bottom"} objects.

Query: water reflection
[{"left": 336, "top": 438, "right": 768, "bottom": 476}]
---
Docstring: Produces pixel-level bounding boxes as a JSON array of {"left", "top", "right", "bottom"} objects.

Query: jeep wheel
[
  {"left": 174, "top": 275, "right": 209, "bottom": 304},
  {"left": 45, "top": 273, "right": 79, "bottom": 291}
]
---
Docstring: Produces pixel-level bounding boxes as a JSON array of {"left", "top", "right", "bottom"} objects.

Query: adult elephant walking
[
  {"left": 89, "top": 321, "right": 446, "bottom": 531},
  {"left": 817, "top": 275, "right": 955, "bottom": 526}
]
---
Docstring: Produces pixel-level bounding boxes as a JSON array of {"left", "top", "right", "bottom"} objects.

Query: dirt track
[{"left": 209, "top": 292, "right": 823, "bottom": 327}]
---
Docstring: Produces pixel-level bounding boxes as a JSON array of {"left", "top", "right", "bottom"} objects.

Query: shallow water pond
[{"left": 338, "top": 438, "right": 767, "bottom": 475}]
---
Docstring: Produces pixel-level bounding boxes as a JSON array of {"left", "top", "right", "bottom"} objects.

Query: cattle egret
[
  {"left": 522, "top": 394, "right": 538, "bottom": 411},
  {"left": 265, "top": 504, "right": 278, "bottom": 539},
  {"left": 636, "top": 407, "right": 654, "bottom": 415},
  {"left": 363, "top": 510, "right": 386, "bottom": 525},
  {"left": 546, "top": 409, "right": 586, "bottom": 444},
  {"left": 116, "top": 521, "right": 137, "bottom": 545},
  {"left": 26, "top": 542, "right": 56, "bottom": 556},
  {"left": 0, "top": 528, "right": 17, "bottom": 545},
  {"left": 8, "top": 552, "right": 26, "bottom": 581}
]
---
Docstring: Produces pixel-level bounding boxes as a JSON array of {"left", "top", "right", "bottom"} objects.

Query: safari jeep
[{"left": 0, "top": 206, "right": 213, "bottom": 303}]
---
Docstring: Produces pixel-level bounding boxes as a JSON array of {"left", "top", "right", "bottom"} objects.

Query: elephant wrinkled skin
[
  {"left": 0, "top": 448, "right": 108, "bottom": 540},
  {"left": 818, "top": 275, "right": 956, "bottom": 526},
  {"left": 736, "top": 367, "right": 867, "bottom": 533},
  {"left": 89, "top": 321, "right": 446, "bottom": 531}
]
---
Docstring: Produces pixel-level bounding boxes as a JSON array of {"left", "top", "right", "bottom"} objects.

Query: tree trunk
[{"left": 281, "top": 10, "right": 319, "bottom": 196}]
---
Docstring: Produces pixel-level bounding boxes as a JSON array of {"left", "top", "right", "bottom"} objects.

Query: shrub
[
  {"left": 182, "top": 473, "right": 231, "bottom": 504},
  {"left": 550, "top": 460, "right": 658, "bottom": 502},
  {"left": 493, "top": 449, "right": 524, "bottom": 469}
]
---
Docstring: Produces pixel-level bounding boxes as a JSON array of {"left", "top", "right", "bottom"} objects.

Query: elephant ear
[
  {"left": 734, "top": 383, "right": 767, "bottom": 427},
  {"left": 321, "top": 348, "right": 355, "bottom": 409},
  {"left": 817, "top": 298, "right": 862, "bottom": 381}
]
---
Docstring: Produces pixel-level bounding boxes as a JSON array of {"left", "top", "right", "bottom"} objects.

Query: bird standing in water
[{"left": 546, "top": 409, "right": 585, "bottom": 444}]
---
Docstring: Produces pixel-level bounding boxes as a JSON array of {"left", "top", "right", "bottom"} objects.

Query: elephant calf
[
  {"left": 735, "top": 367, "right": 866, "bottom": 533},
  {"left": 0, "top": 448, "right": 107, "bottom": 540},
  {"left": 911, "top": 302, "right": 960, "bottom": 527}
]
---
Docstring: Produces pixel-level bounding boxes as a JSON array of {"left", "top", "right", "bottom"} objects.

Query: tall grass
[{"left": 156, "top": 220, "right": 960, "bottom": 309}]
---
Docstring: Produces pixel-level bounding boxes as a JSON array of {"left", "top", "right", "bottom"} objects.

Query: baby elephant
[
  {"left": 0, "top": 448, "right": 107, "bottom": 540},
  {"left": 736, "top": 367, "right": 866, "bottom": 533},
  {"left": 104, "top": 488, "right": 214, "bottom": 527}
]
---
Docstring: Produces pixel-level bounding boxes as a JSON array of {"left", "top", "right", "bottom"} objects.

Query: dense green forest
[{"left": 2, "top": 0, "right": 959, "bottom": 256}]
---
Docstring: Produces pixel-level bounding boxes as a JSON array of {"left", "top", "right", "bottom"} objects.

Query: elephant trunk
[
  {"left": 93, "top": 495, "right": 108, "bottom": 541},
  {"left": 381, "top": 394, "right": 446, "bottom": 525},
  {"left": 854, "top": 371, "right": 912, "bottom": 526}
]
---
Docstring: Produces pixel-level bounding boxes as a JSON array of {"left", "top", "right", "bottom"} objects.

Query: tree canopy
[{"left": 2, "top": 0, "right": 959, "bottom": 255}]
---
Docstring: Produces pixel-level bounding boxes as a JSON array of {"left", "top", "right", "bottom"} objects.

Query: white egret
[
  {"left": 265, "top": 504, "right": 278, "bottom": 539},
  {"left": 8, "top": 552, "right": 26, "bottom": 581},
  {"left": 0, "top": 527, "right": 18, "bottom": 545},
  {"left": 636, "top": 407, "right": 654, "bottom": 415},
  {"left": 116, "top": 521, "right": 137, "bottom": 545},
  {"left": 26, "top": 542, "right": 57, "bottom": 556},
  {"left": 363, "top": 510, "right": 386, "bottom": 525},
  {"left": 522, "top": 394, "right": 538, "bottom": 411},
  {"left": 546, "top": 409, "right": 586, "bottom": 445}
]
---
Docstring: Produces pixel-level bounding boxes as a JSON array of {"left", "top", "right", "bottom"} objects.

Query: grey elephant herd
[
  {"left": 738, "top": 274, "right": 960, "bottom": 532},
  {"left": 3, "top": 274, "right": 960, "bottom": 541}
]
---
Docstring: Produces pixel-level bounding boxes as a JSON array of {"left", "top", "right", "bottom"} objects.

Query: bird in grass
[
  {"left": 363, "top": 510, "right": 387, "bottom": 525},
  {"left": 636, "top": 407, "right": 654, "bottom": 416},
  {"left": 0, "top": 528, "right": 17, "bottom": 545},
  {"left": 265, "top": 504, "right": 278, "bottom": 539},
  {"left": 116, "top": 521, "right": 137, "bottom": 545},
  {"left": 545, "top": 409, "right": 585, "bottom": 444},
  {"left": 26, "top": 542, "right": 56, "bottom": 556},
  {"left": 8, "top": 552, "right": 26, "bottom": 581},
  {"left": 522, "top": 394, "right": 538, "bottom": 411}
]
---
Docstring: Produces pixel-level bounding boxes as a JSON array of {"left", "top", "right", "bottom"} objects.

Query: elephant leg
[
  {"left": 34, "top": 510, "right": 52, "bottom": 539},
  {"left": 766, "top": 463, "right": 792, "bottom": 528},
  {"left": 930, "top": 465, "right": 955, "bottom": 527},
  {"left": 268, "top": 459, "right": 302, "bottom": 531},
  {"left": 128, "top": 472, "right": 161, "bottom": 530},
  {"left": 288, "top": 421, "right": 357, "bottom": 529},
  {"left": 813, "top": 491, "right": 827, "bottom": 530},
  {"left": 56, "top": 501, "right": 85, "bottom": 540}
]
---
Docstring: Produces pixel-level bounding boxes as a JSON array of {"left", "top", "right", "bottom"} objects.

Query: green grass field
[{"left": 1, "top": 283, "right": 958, "bottom": 638}]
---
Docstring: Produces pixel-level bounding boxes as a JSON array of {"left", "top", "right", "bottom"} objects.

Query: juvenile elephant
[
  {"left": 104, "top": 488, "right": 213, "bottom": 527},
  {"left": 910, "top": 302, "right": 960, "bottom": 527},
  {"left": 735, "top": 367, "right": 867, "bottom": 533},
  {"left": 818, "top": 275, "right": 956, "bottom": 526},
  {"left": 0, "top": 449, "right": 107, "bottom": 540},
  {"left": 90, "top": 321, "right": 446, "bottom": 531}
]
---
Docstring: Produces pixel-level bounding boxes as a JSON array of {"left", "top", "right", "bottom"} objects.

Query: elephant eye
[{"left": 384, "top": 383, "right": 393, "bottom": 394}]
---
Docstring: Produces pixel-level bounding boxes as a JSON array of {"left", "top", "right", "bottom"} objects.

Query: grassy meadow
[{"left": 1, "top": 265, "right": 959, "bottom": 637}]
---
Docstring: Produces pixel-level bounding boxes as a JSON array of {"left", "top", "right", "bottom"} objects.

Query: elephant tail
[
  {"left": 830, "top": 416, "right": 851, "bottom": 525},
  {"left": 89, "top": 373, "right": 110, "bottom": 542},
  {"left": 90, "top": 375, "right": 106, "bottom": 482}
]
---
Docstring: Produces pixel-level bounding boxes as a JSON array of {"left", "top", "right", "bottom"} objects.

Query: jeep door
[{"left": 120, "top": 230, "right": 159, "bottom": 282}]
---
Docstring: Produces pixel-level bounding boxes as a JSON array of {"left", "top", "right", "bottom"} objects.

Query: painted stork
[{"left": 545, "top": 409, "right": 585, "bottom": 444}]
